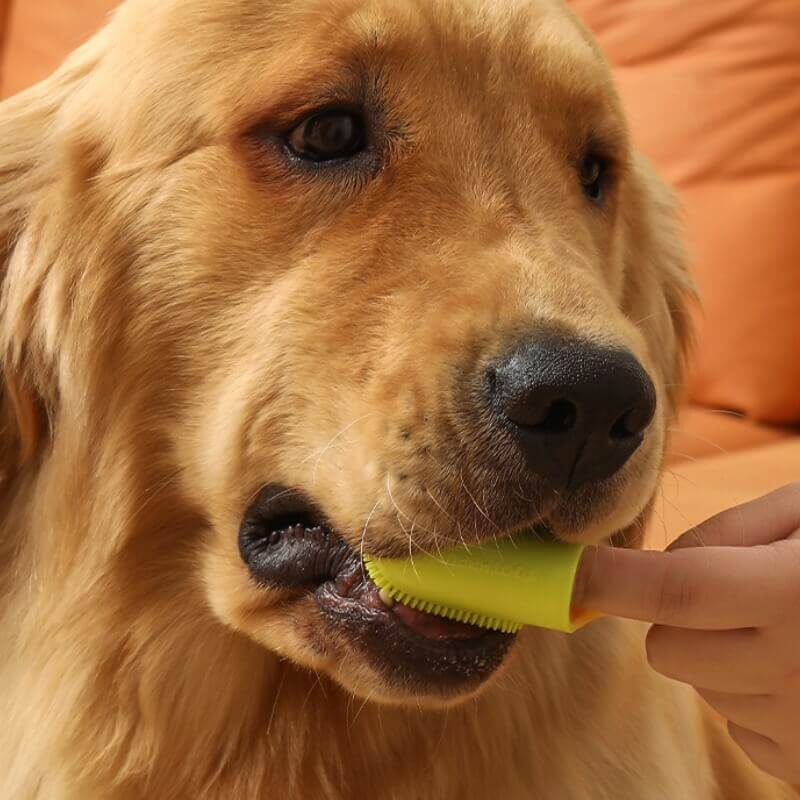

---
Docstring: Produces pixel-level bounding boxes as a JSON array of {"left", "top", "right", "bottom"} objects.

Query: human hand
[{"left": 573, "top": 483, "right": 800, "bottom": 783}]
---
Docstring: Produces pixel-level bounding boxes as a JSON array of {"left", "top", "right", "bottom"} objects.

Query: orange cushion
[
  {"left": 0, "top": 0, "right": 117, "bottom": 98},
  {"left": 649, "top": 437, "right": 800, "bottom": 549},
  {"left": 666, "top": 406, "right": 794, "bottom": 466},
  {"left": 0, "top": 0, "right": 10, "bottom": 77},
  {"left": 570, "top": 0, "right": 800, "bottom": 424}
]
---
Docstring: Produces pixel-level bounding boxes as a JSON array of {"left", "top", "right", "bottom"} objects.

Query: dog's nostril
[
  {"left": 610, "top": 404, "right": 654, "bottom": 441},
  {"left": 533, "top": 399, "right": 578, "bottom": 434},
  {"left": 486, "top": 336, "right": 656, "bottom": 489}
]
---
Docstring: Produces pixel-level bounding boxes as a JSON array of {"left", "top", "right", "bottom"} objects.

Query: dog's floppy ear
[
  {"left": 621, "top": 152, "right": 696, "bottom": 418},
  {"left": 611, "top": 153, "right": 695, "bottom": 550},
  {"left": 0, "top": 41, "right": 105, "bottom": 473},
  {"left": 0, "top": 92, "right": 54, "bottom": 472}
]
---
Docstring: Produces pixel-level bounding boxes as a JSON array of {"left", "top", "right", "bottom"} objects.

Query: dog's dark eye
[
  {"left": 287, "top": 110, "right": 366, "bottom": 162},
  {"left": 579, "top": 153, "right": 607, "bottom": 202}
]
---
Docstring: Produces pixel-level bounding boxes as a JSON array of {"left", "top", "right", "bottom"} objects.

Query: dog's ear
[
  {"left": 611, "top": 153, "right": 695, "bottom": 550},
  {"left": 621, "top": 152, "right": 696, "bottom": 419},
  {"left": 0, "top": 91, "right": 54, "bottom": 472},
  {"left": 0, "top": 41, "right": 106, "bottom": 474}
]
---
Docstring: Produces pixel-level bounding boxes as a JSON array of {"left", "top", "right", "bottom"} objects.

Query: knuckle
[{"left": 654, "top": 560, "right": 696, "bottom": 624}]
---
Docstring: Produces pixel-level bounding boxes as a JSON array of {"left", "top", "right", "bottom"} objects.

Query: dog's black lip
[
  {"left": 315, "top": 579, "right": 513, "bottom": 653},
  {"left": 239, "top": 484, "right": 357, "bottom": 588},
  {"left": 239, "top": 483, "right": 517, "bottom": 689},
  {"left": 315, "top": 579, "right": 515, "bottom": 691}
]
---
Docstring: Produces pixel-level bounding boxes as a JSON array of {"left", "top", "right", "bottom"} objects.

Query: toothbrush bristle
[{"left": 364, "top": 556, "right": 521, "bottom": 634}]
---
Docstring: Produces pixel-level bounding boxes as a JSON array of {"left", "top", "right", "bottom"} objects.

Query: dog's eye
[
  {"left": 579, "top": 153, "right": 607, "bottom": 202},
  {"left": 287, "top": 110, "right": 366, "bottom": 162}
]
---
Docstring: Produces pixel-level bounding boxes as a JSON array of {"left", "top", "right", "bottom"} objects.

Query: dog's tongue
[
  {"left": 346, "top": 571, "right": 489, "bottom": 640},
  {"left": 389, "top": 600, "right": 487, "bottom": 640}
]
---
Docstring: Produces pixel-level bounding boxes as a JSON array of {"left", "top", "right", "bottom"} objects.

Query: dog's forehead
[
  {"left": 240, "top": 0, "right": 613, "bottom": 125},
  {"left": 99, "top": 0, "right": 619, "bottom": 162},
  {"left": 121, "top": 0, "right": 605, "bottom": 91},
  {"left": 299, "top": 0, "right": 604, "bottom": 88}
]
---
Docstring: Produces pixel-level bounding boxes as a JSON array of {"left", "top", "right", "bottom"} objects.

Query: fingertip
[{"left": 572, "top": 544, "right": 670, "bottom": 621}]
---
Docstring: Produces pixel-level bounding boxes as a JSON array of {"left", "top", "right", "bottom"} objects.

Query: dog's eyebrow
[
  {"left": 89, "top": 142, "right": 217, "bottom": 186},
  {"left": 230, "top": 47, "right": 374, "bottom": 136}
]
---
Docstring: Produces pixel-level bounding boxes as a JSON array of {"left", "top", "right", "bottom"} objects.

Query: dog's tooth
[{"left": 379, "top": 587, "right": 395, "bottom": 608}]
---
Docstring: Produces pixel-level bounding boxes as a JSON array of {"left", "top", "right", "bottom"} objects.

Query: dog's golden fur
[{"left": 0, "top": 0, "right": 793, "bottom": 797}]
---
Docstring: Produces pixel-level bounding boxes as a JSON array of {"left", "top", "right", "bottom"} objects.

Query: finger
[
  {"left": 668, "top": 482, "right": 800, "bottom": 551},
  {"left": 645, "top": 626, "right": 777, "bottom": 693},
  {"left": 696, "top": 689, "right": 781, "bottom": 740},
  {"left": 727, "top": 722, "right": 799, "bottom": 784},
  {"left": 574, "top": 543, "right": 795, "bottom": 628}
]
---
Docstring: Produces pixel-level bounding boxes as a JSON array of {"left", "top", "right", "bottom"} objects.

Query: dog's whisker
[
  {"left": 384, "top": 476, "right": 437, "bottom": 539},
  {"left": 425, "top": 485, "right": 472, "bottom": 553},
  {"left": 112, "top": 468, "right": 183, "bottom": 541},
  {"left": 660, "top": 466, "right": 703, "bottom": 492},
  {"left": 351, "top": 689, "right": 376, "bottom": 725},
  {"left": 425, "top": 485, "right": 455, "bottom": 523},
  {"left": 458, "top": 470, "right": 494, "bottom": 526},
  {"left": 385, "top": 476, "right": 423, "bottom": 574},
  {"left": 666, "top": 426, "right": 731, "bottom": 458},
  {"left": 300, "top": 671, "right": 324, "bottom": 716},
  {"left": 359, "top": 499, "right": 381, "bottom": 580},
  {"left": 654, "top": 477, "right": 696, "bottom": 538},
  {"left": 663, "top": 449, "right": 705, "bottom": 464},
  {"left": 245, "top": 484, "right": 296, "bottom": 509},
  {"left": 431, "top": 521, "right": 445, "bottom": 560},
  {"left": 266, "top": 664, "right": 289, "bottom": 738},
  {"left": 432, "top": 706, "right": 451, "bottom": 756},
  {"left": 455, "top": 518, "right": 472, "bottom": 553}
]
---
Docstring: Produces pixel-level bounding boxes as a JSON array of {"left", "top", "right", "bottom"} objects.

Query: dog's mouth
[{"left": 239, "top": 485, "right": 515, "bottom": 695}]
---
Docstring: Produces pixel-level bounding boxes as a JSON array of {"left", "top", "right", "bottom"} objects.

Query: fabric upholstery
[
  {"left": 650, "top": 437, "right": 800, "bottom": 548},
  {"left": 571, "top": 0, "right": 800, "bottom": 424},
  {"left": 0, "top": 0, "right": 117, "bottom": 97},
  {"left": 0, "top": 0, "right": 10, "bottom": 85},
  {"left": 666, "top": 406, "right": 794, "bottom": 466}
]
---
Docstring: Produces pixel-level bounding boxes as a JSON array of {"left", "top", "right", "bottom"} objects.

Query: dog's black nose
[{"left": 487, "top": 337, "right": 656, "bottom": 489}]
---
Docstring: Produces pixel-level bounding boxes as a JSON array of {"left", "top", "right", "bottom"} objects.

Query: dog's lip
[
  {"left": 240, "top": 512, "right": 502, "bottom": 643},
  {"left": 238, "top": 484, "right": 516, "bottom": 687},
  {"left": 314, "top": 574, "right": 515, "bottom": 688},
  {"left": 320, "top": 561, "right": 498, "bottom": 642}
]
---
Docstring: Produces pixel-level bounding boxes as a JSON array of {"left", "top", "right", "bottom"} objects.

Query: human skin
[{"left": 575, "top": 482, "right": 800, "bottom": 784}]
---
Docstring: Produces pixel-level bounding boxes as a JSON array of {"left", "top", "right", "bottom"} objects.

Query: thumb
[{"left": 666, "top": 482, "right": 800, "bottom": 551}]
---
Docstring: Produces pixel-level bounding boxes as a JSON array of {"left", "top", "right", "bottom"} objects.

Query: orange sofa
[
  {"left": 1, "top": 1, "right": 798, "bottom": 533},
  {"left": 567, "top": 0, "right": 800, "bottom": 541}
]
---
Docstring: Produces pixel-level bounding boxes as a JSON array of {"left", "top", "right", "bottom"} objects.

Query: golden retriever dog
[{"left": 0, "top": 0, "right": 794, "bottom": 797}]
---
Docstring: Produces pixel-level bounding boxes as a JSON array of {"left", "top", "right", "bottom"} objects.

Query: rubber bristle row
[{"left": 364, "top": 559, "right": 522, "bottom": 634}]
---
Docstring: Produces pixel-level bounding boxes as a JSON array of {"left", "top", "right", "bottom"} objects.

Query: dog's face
[{"left": 1, "top": 0, "right": 690, "bottom": 707}]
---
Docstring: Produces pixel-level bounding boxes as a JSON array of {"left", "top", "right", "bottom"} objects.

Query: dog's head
[{"left": 0, "top": 0, "right": 691, "bottom": 707}]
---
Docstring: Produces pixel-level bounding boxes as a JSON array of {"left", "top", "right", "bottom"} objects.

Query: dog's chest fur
[{"left": 4, "top": 605, "right": 788, "bottom": 800}]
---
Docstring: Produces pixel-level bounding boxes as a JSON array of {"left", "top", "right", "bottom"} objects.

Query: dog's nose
[{"left": 487, "top": 337, "right": 656, "bottom": 489}]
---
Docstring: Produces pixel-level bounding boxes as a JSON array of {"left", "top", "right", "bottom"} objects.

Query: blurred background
[{"left": 0, "top": 0, "right": 798, "bottom": 541}]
